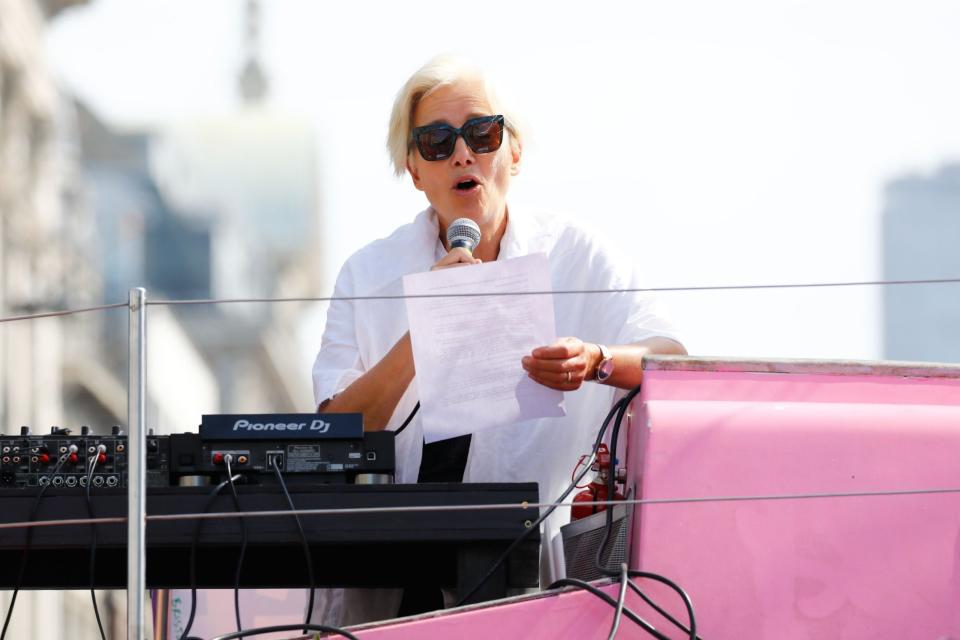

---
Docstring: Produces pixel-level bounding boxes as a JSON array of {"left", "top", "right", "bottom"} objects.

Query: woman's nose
[{"left": 450, "top": 135, "right": 475, "bottom": 166}]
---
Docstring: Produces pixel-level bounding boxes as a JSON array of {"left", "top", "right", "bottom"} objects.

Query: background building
[
  {"left": 0, "top": 2, "right": 121, "bottom": 638},
  {"left": 882, "top": 163, "right": 960, "bottom": 364},
  {"left": 1, "top": 0, "right": 322, "bottom": 635}
]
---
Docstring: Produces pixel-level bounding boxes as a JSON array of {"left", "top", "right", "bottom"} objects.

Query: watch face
[{"left": 598, "top": 359, "right": 614, "bottom": 381}]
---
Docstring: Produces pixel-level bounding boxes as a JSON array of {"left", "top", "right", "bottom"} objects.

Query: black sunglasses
[{"left": 410, "top": 114, "right": 505, "bottom": 161}]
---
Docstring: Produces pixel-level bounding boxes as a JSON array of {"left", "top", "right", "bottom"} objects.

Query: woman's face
[{"left": 406, "top": 77, "right": 521, "bottom": 233}]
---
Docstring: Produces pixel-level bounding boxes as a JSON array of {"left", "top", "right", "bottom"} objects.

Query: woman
[{"left": 312, "top": 55, "right": 686, "bottom": 624}]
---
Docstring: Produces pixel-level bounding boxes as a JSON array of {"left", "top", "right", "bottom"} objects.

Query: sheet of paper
[{"left": 403, "top": 253, "right": 565, "bottom": 443}]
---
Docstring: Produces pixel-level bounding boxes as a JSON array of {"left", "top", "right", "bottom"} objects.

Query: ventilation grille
[{"left": 560, "top": 504, "right": 631, "bottom": 581}]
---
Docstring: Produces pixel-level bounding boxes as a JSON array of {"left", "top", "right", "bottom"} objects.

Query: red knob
[
  {"left": 97, "top": 453, "right": 107, "bottom": 465},
  {"left": 38, "top": 453, "right": 50, "bottom": 464},
  {"left": 212, "top": 452, "right": 224, "bottom": 465},
  {"left": 68, "top": 453, "right": 79, "bottom": 464}
]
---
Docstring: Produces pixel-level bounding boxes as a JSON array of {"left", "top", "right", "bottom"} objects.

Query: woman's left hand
[{"left": 522, "top": 337, "right": 599, "bottom": 391}]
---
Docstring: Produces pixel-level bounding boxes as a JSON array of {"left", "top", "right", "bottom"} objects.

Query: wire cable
[
  {"left": 3, "top": 483, "right": 960, "bottom": 533},
  {"left": 627, "top": 570, "right": 698, "bottom": 640},
  {"left": 0, "top": 446, "right": 75, "bottom": 640},
  {"left": 270, "top": 457, "right": 316, "bottom": 631},
  {"left": 595, "top": 385, "right": 642, "bottom": 573},
  {"left": 547, "top": 578, "right": 670, "bottom": 640},
  {"left": 608, "top": 563, "right": 630, "bottom": 640},
  {"left": 223, "top": 455, "right": 249, "bottom": 634},
  {"left": 594, "top": 385, "right": 700, "bottom": 640},
  {"left": 207, "top": 622, "right": 360, "bottom": 640},
  {"left": 84, "top": 444, "right": 108, "bottom": 640},
  {"left": 0, "top": 302, "right": 128, "bottom": 324},
  {"left": 145, "top": 275, "right": 960, "bottom": 307},
  {"left": 179, "top": 475, "right": 239, "bottom": 640},
  {"left": 392, "top": 401, "right": 420, "bottom": 435},
  {"left": 455, "top": 396, "right": 629, "bottom": 606},
  {"left": 627, "top": 579, "right": 701, "bottom": 640}
]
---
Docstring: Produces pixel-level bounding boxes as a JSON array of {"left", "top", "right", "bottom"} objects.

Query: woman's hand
[
  {"left": 431, "top": 247, "right": 481, "bottom": 271},
  {"left": 522, "top": 337, "right": 600, "bottom": 391}
]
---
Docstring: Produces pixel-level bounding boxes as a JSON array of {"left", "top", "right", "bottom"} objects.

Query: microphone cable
[
  {"left": 269, "top": 457, "right": 316, "bottom": 632},
  {"left": 392, "top": 401, "right": 420, "bottom": 435},
  {"left": 0, "top": 445, "right": 76, "bottom": 640},
  {"left": 84, "top": 443, "right": 108, "bottom": 640},
  {"left": 223, "top": 455, "right": 249, "bottom": 634},
  {"left": 179, "top": 474, "right": 240, "bottom": 640}
]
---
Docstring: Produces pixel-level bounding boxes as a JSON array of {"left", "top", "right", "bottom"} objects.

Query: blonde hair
[{"left": 387, "top": 55, "right": 523, "bottom": 177}]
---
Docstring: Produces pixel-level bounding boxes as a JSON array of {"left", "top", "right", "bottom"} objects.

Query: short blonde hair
[{"left": 387, "top": 55, "right": 523, "bottom": 177}]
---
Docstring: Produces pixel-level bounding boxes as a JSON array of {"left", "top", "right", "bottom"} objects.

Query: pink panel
[
  {"left": 625, "top": 368, "right": 960, "bottom": 639},
  {"left": 353, "top": 582, "right": 659, "bottom": 639}
]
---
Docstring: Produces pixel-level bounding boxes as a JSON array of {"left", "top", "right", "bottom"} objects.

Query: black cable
[
  {"left": 207, "top": 622, "right": 360, "bottom": 640},
  {"left": 1, "top": 447, "right": 74, "bottom": 640},
  {"left": 594, "top": 385, "right": 639, "bottom": 572},
  {"left": 608, "top": 563, "right": 629, "bottom": 640},
  {"left": 595, "top": 384, "right": 700, "bottom": 640},
  {"left": 627, "top": 579, "right": 701, "bottom": 640},
  {"left": 547, "top": 578, "right": 670, "bottom": 640},
  {"left": 627, "top": 570, "right": 698, "bottom": 640},
  {"left": 270, "top": 458, "right": 316, "bottom": 631},
  {"left": 392, "top": 401, "right": 420, "bottom": 435},
  {"left": 224, "top": 456, "right": 249, "bottom": 634},
  {"left": 84, "top": 444, "right": 108, "bottom": 640},
  {"left": 455, "top": 396, "right": 629, "bottom": 606},
  {"left": 179, "top": 476, "right": 237, "bottom": 640}
]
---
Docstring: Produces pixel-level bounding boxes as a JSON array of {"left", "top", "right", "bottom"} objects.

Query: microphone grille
[{"left": 447, "top": 218, "right": 482, "bottom": 250}]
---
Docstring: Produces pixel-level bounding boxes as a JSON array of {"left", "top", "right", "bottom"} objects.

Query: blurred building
[
  {"left": 141, "top": 0, "right": 322, "bottom": 422},
  {"left": 882, "top": 162, "right": 960, "bottom": 364},
  {"left": 0, "top": 2, "right": 122, "bottom": 639},
  {"left": 68, "top": 0, "right": 321, "bottom": 435},
  {"left": 1, "top": 0, "right": 322, "bottom": 636}
]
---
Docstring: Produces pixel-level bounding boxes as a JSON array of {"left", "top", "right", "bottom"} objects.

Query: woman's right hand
[{"left": 431, "top": 247, "right": 481, "bottom": 271}]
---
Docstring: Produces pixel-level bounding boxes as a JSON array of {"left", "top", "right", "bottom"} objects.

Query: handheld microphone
[{"left": 446, "top": 218, "right": 482, "bottom": 255}]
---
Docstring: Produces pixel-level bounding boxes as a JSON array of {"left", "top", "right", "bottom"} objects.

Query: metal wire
[
  {"left": 2, "top": 277, "right": 957, "bottom": 322},
  {"left": 148, "top": 276, "right": 960, "bottom": 306},
  {"left": 2, "top": 485, "right": 960, "bottom": 532},
  {"left": 0, "top": 302, "right": 127, "bottom": 324}
]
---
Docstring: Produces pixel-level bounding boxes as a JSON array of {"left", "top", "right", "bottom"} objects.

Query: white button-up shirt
[{"left": 313, "top": 205, "right": 677, "bottom": 583}]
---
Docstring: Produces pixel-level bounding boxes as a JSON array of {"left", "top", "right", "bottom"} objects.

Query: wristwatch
[{"left": 594, "top": 344, "right": 614, "bottom": 383}]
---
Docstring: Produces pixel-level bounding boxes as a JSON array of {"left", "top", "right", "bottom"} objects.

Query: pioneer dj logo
[{"left": 232, "top": 419, "right": 331, "bottom": 433}]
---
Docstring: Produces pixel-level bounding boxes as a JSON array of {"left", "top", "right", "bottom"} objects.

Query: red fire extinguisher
[{"left": 571, "top": 443, "right": 625, "bottom": 521}]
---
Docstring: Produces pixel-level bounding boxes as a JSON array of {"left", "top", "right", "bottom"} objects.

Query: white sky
[{"left": 45, "top": 0, "right": 960, "bottom": 363}]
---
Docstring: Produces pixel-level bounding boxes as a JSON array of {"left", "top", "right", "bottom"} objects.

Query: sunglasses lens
[
  {"left": 416, "top": 127, "right": 456, "bottom": 161},
  {"left": 463, "top": 118, "right": 504, "bottom": 154}
]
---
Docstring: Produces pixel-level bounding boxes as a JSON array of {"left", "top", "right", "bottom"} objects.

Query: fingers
[
  {"left": 431, "top": 248, "right": 482, "bottom": 271},
  {"left": 523, "top": 363, "right": 585, "bottom": 390},
  {"left": 522, "top": 337, "right": 589, "bottom": 391},
  {"left": 531, "top": 337, "right": 583, "bottom": 360}
]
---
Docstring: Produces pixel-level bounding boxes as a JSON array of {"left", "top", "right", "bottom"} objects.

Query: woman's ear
[
  {"left": 509, "top": 137, "right": 522, "bottom": 176},
  {"left": 407, "top": 154, "right": 424, "bottom": 191}
]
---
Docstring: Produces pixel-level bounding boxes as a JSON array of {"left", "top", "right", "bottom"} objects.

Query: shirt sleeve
[
  {"left": 312, "top": 262, "right": 365, "bottom": 407},
  {"left": 614, "top": 261, "right": 680, "bottom": 346},
  {"left": 574, "top": 226, "right": 680, "bottom": 347}
]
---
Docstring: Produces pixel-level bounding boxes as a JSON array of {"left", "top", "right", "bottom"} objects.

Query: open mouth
[{"left": 455, "top": 179, "right": 479, "bottom": 191}]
